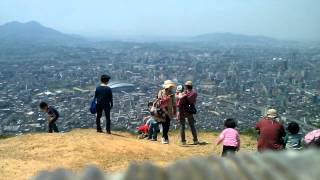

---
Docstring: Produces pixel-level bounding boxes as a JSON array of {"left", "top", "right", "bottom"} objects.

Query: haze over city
[
  {"left": 1, "top": 1, "right": 320, "bottom": 179},
  {"left": 1, "top": 0, "right": 320, "bottom": 41}
]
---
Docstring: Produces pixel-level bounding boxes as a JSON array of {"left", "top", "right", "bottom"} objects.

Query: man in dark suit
[{"left": 95, "top": 74, "right": 113, "bottom": 134}]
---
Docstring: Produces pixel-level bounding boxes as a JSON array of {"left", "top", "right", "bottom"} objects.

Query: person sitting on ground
[
  {"left": 256, "top": 109, "right": 286, "bottom": 152},
  {"left": 95, "top": 74, "right": 113, "bottom": 134},
  {"left": 216, "top": 118, "right": 240, "bottom": 157},
  {"left": 304, "top": 129, "right": 320, "bottom": 149},
  {"left": 137, "top": 124, "right": 149, "bottom": 139},
  {"left": 176, "top": 82, "right": 199, "bottom": 145},
  {"left": 137, "top": 102, "right": 162, "bottom": 140},
  {"left": 284, "top": 121, "right": 303, "bottom": 150},
  {"left": 40, "top": 102, "right": 60, "bottom": 133}
]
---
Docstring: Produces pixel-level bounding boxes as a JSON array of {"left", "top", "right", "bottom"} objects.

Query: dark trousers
[
  {"left": 96, "top": 105, "right": 111, "bottom": 133},
  {"left": 222, "top": 146, "right": 237, "bottom": 157},
  {"left": 148, "top": 123, "right": 159, "bottom": 140},
  {"left": 49, "top": 120, "right": 59, "bottom": 133},
  {"left": 179, "top": 113, "right": 198, "bottom": 143},
  {"left": 161, "top": 115, "right": 171, "bottom": 140}
]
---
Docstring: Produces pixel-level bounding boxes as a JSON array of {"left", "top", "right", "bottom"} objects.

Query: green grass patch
[
  {"left": 240, "top": 128, "right": 258, "bottom": 140},
  {"left": 0, "top": 135, "right": 14, "bottom": 140}
]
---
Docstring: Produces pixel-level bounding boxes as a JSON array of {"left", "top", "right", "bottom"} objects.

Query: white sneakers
[{"left": 162, "top": 138, "right": 169, "bottom": 144}]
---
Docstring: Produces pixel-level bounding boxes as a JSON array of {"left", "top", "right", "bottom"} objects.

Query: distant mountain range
[
  {"left": 0, "top": 21, "right": 86, "bottom": 47},
  {"left": 190, "top": 32, "right": 285, "bottom": 45},
  {"left": 0, "top": 21, "right": 301, "bottom": 48}
]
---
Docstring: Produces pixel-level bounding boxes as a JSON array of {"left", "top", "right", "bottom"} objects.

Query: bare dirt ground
[{"left": 0, "top": 129, "right": 256, "bottom": 180}]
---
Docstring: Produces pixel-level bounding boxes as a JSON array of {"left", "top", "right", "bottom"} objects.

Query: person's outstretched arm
[{"left": 216, "top": 131, "right": 225, "bottom": 145}]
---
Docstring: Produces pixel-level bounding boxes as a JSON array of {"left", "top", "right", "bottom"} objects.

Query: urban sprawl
[{"left": 0, "top": 42, "right": 320, "bottom": 135}]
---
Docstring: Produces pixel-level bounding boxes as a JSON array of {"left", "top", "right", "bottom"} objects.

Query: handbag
[{"left": 90, "top": 96, "right": 97, "bottom": 114}]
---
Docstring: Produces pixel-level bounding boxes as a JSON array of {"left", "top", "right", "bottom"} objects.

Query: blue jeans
[{"left": 148, "top": 123, "right": 159, "bottom": 140}]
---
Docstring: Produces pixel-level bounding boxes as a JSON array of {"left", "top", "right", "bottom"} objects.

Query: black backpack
[{"left": 185, "top": 101, "right": 197, "bottom": 114}]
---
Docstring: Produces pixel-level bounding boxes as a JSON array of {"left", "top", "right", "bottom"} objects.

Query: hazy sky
[{"left": 0, "top": 0, "right": 319, "bottom": 41}]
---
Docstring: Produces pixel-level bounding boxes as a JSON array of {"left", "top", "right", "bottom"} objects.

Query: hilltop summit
[{"left": 0, "top": 129, "right": 256, "bottom": 180}]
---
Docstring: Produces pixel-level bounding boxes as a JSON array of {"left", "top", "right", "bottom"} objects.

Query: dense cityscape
[
  {"left": 1, "top": 35, "right": 320, "bottom": 135},
  {"left": 1, "top": 1, "right": 320, "bottom": 180}
]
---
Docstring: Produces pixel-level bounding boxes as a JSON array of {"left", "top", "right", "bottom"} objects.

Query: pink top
[
  {"left": 304, "top": 129, "right": 320, "bottom": 144},
  {"left": 217, "top": 128, "right": 240, "bottom": 148}
]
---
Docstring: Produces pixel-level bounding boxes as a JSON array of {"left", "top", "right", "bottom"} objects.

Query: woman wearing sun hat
[
  {"left": 255, "top": 108, "right": 286, "bottom": 152},
  {"left": 157, "top": 80, "right": 177, "bottom": 144}
]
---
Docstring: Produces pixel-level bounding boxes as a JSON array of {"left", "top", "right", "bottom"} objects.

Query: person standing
[
  {"left": 146, "top": 102, "right": 160, "bottom": 141},
  {"left": 256, "top": 109, "right": 286, "bottom": 152},
  {"left": 216, "top": 118, "right": 240, "bottom": 157},
  {"left": 39, "top": 102, "right": 60, "bottom": 133},
  {"left": 95, "top": 75, "right": 113, "bottom": 134},
  {"left": 176, "top": 81, "right": 199, "bottom": 145},
  {"left": 157, "top": 80, "right": 176, "bottom": 144}
]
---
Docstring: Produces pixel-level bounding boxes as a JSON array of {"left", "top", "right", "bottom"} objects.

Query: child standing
[
  {"left": 147, "top": 102, "right": 160, "bottom": 141},
  {"left": 146, "top": 117, "right": 159, "bottom": 141},
  {"left": 285, "top": 122, "right": 303, "bottom": 150},
  {"left": 40, "top": 102, "right": 60, "bottom": 133},
  {"left": 216, "top": 118, "right": 240, "bottom": 157}
]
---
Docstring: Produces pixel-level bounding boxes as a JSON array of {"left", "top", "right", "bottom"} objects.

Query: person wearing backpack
[
  {"left": 40, "top": 102, "right": 60, "bottom": 133},
  {"left": 157, "top": 80, "right": 177, "bottom": 144},
  {"left": 176, "top": 81, "right": 199, "bottom": 145},
  {"left": 95, "top": 74, "right": 113, "bottom": 134}
]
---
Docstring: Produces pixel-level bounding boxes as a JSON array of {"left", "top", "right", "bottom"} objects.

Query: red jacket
[
  {"left": 177, "top": 90, "right": 197, "bottom": 115},
  {"left": 137, "top": 124, "right": 149, "bottom": 134},
  {"left": 185, "top": 90, "right": 197, "bottom": 105},
  {"left": 256, "top": 118, "right": 286, "bottom": 151}
]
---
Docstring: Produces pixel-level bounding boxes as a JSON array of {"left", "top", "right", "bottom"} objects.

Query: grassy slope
[{"left": 0, "top": 129, "right": 257, "bottom": 180}]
